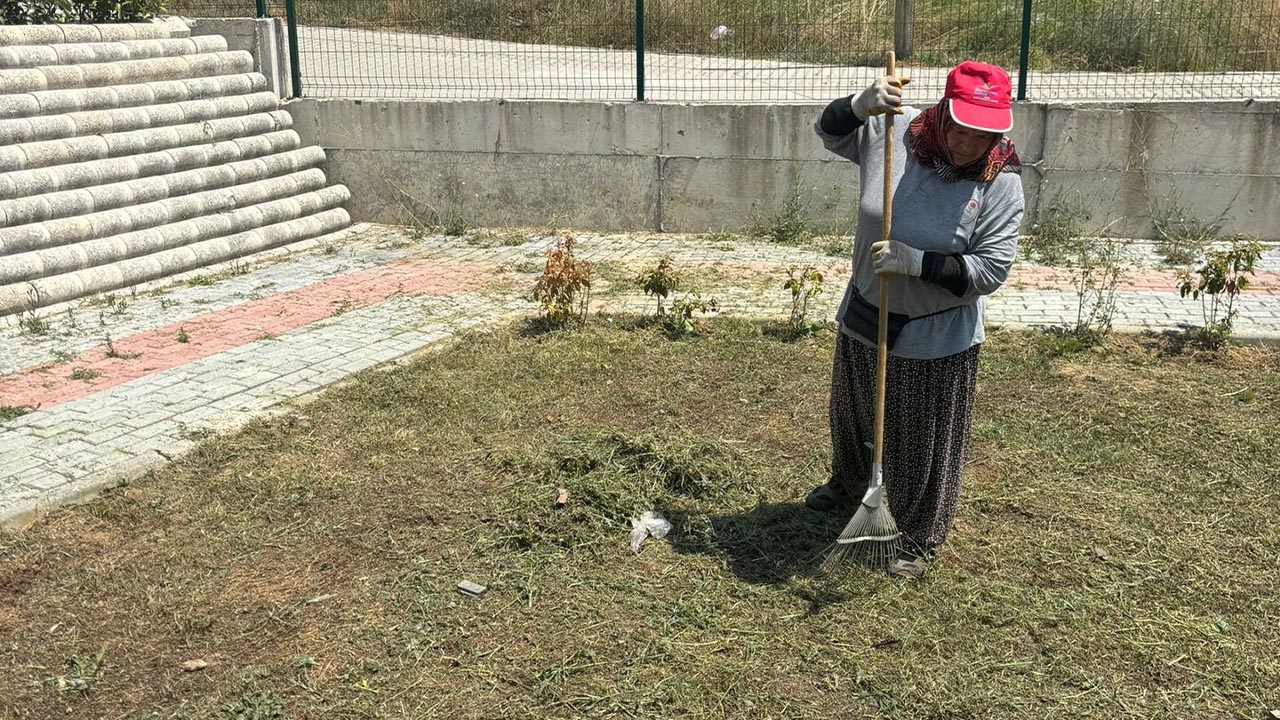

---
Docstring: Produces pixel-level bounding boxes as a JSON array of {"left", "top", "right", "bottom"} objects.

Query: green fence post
[
  {"left": 1017, "top": 0, "right": 1032, "bottom": 101},
  {"left": 285, "top": 0, "right": 303, "bottom": 98},
  {"left": 255, "top": 0, "right": 266, "bottom": 18},
  {"left": 635, "top": 0, "right": 645, "bottom": 101}
]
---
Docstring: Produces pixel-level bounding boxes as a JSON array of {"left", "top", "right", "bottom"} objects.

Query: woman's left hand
[{"left": 871, "top": 240, "right": 923, "bottom": 277}]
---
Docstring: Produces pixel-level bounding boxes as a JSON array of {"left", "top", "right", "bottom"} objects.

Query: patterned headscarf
[{"left": 907, "top": 99, "right": 1021, "bottom": 183}]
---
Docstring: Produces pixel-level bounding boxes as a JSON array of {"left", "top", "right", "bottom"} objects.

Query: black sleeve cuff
[
  {"left": 921, "top": 252, "right": 969, "bottom": 297},
  {"left": 819, "top": 95, "right": 864, "bottom": 136}
]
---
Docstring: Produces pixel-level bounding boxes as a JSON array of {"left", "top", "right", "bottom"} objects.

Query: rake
[{"left": 821, "top": 51, "right": 905, "bottom": 573}]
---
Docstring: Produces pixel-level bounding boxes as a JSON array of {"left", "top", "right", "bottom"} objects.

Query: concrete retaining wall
[{"left": 284, "top": 98, "right": 1280, "bottom": 241}]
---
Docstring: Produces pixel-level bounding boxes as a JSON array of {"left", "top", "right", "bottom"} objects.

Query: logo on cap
[{"left": 971, "top": 83, "right": 998, "bottom": 105}]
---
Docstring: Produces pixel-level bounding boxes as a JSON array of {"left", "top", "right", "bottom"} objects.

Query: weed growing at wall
[
  {"left": 1152, "top": 202, "right": 1224, "bottom": 267},
  {"left": 533, "top": 234, "right": 592, "bottom": 329},
  {"left": 1176, "top": 235, "right": 1263, "bottom": 350},
  {"left": 1026, "top": 203, "right": 1126, "bottom": 344},
  {"left": 750, "top": 188, "right": 811, "bottom": 246}
]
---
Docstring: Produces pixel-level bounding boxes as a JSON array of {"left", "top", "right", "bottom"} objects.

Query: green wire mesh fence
[{"left": 165, "top": 0, "right": 1280, "bottom": 103}]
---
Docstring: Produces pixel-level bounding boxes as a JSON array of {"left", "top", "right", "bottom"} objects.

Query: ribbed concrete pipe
[{"left": 0, "top": 36, "right": 231, "bottom": 70}]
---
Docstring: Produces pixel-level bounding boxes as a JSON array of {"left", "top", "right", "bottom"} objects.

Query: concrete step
[
  {"left": 0, "top": 19, "right": 191, "bottom": 47},
  {"left": 0, "top": 110, "right": 292, "bottom": 172},
  {"left": 0, "top": 91, "right": 279, "bottom": 145},
  {"left": 0, "top": 50, "right": 254, "bottom": 94},
  {"left": 0, "top": 73, "right": 266, "bottom": 120},
  {"left": 0, "top": 146, "right": 326, "bottom": 228},
  {"left": 0, "top": 129, "right": 301, "bottom": 201},
  {"left": 0, "top": 36, "right": 228, "bottom": 70},
  {"left": 0, "top": 184, "right": 351, "bottom": 285},
  {"left": 0, "top": 207, "right": 352, "bottom": 315},
  {"left": 0, "top": 167, "right": 333, "bottom": 256}
]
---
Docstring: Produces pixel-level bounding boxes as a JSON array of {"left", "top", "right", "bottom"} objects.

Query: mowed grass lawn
[{"left": 1, "top": 319, "right": 1277, "bottom": 719}]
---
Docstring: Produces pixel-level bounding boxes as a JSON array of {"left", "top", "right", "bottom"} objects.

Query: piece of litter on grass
[
  {"left": 306, "top": 594, "right": 332, "bottom": 604},
  {"left": 1092, "top": 546, "right": 1109, "bottom": 560},
  {"left": 629, "top": 511, "right": 673, "bottom": 554},
  {"left": 457, "top": 580, "right": 487, "bottom": 598},
  {"left": 181, "top": 659, "right": 208, "bottom": 672},
  {"left": 555, "top": 487, "right": 568, "bottom": 507}
]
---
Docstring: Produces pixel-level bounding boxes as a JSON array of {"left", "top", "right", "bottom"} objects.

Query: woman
[{"left": 807, "top": 61, "right": 1024, "bottom": 580}]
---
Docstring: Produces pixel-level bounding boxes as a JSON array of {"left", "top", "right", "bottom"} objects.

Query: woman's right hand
[{"left": 851, "top": 75, "right": 911, "bottom": 120}]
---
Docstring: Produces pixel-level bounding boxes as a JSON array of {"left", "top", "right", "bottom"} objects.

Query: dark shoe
[
  {"left": 887, "top": 550, "right": 929, "bottom": 580},
  {"left": 804, "top": 482, "right": 851, "bottom": 513}
]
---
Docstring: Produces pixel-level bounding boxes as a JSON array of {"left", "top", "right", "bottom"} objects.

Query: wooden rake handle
[{"left": 873, "top": 50, "right": 896, "bottom": 468}]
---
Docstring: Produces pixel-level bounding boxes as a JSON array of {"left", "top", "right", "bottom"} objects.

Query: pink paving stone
[
  {"left": 1008, "top": 266, "right": 1280, "bottom": 295},
  {"left": 0, "top": 258, "right": 495, "bottom": 412}
]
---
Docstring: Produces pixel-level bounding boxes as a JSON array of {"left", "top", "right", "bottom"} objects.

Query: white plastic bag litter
[{"left": 629, "top": 511, "right": 673, "bottom": 554}]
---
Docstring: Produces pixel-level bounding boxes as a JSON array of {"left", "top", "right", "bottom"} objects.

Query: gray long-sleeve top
[{"left": 815, "top": 104, "right": 1025, "bottom": 360}]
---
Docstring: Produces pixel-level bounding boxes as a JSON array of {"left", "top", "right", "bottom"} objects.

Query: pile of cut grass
[{"left": 0, "top": 319, "right": 1277, "bottom": 718}]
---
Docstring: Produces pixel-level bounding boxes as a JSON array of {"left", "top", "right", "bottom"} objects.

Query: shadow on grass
[{"left": 670, "top": 501, "right": 845, "bottom": 586}]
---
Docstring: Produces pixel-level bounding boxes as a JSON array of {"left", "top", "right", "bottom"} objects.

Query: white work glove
[
  {"left": 871, "top": 240, "right": 923, "bottom": 277},
  {"left": 851, "top": 75, "right": 911, "bottom": 121}
]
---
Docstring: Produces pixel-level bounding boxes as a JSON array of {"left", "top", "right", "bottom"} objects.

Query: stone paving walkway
[{"left": 3, "top": 222, "right": 1279, "bottom": 526}]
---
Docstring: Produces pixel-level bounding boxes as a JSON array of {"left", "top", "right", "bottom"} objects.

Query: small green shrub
[
  {"left": 532, "top": 234, "right": 592, "bottom": 329},
  {"left": 666, "top": 291, "right": 717, "bottom": 338},
  {"left": 1176, "top": 235, "right": 1263, "bottom": 350},
  {"left": 783, "top": 264, "right": 824, "bottom": 336},
  {"left": 636, "top": 254, "right": 682, "bottom": 317}
]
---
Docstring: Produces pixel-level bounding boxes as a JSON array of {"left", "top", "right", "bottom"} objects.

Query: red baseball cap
[{"left": 945, "top": 61, "right": 1013, "bottom": 133}]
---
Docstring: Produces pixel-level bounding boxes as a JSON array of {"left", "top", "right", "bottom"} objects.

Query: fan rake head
[{"left": 820, "top": 486, "right": 903, "bottom": 573}]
